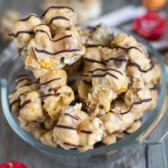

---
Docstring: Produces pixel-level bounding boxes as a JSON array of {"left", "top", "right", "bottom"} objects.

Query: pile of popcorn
[{"left": 9, "top": 6, "right": 160, "bottom": 152}]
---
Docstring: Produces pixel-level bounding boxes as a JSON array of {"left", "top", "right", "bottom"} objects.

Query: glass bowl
[{"left": 0, "top": 29, "right": 168, "bottom": 166}]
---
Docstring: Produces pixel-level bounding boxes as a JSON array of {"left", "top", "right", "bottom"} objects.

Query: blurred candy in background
[
  {"left": 143, "top": 0, "right": 166, "bottom": 10},
  {"left": 133, "top": 0, "right": 167, "bottom": 40}
]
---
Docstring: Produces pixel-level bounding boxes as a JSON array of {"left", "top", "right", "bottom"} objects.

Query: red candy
[
  {"left": 134, "top": 11, "right": 166, "bottom": 40},
  {"left": 0, "top": 162, "right": 27, "bottom": 168}
]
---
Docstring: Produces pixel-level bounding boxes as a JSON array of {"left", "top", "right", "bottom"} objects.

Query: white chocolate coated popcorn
[
  {"left": 41, "top": 0, "right": 103, "bottom": 24},
  {"left": 20, "top": 91, "right": 44, "bottom": 122},
  {"left": 0, "top": 10, "right": 20, "bottom": 43},
  {"left": 12, "top": 6, "right": 85, "bottom": 78},
  {"left": 9, "top": 16, "right": 161, "bottom": 152},
  {"left": 54, "top": 104, "right": 89, "bottom": 150}
]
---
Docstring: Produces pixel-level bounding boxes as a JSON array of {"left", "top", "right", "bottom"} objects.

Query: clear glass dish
[{"left": 0, "top": 29, "right": 168, "bottom": 166}]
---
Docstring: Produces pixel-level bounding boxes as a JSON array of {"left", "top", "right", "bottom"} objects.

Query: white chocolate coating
[
  {"left": 9, "top": 17, "right": 160, "bottom": 152},
  {"left": 41, "top": 0, "right": 103, "bottom": 24},
  {"left": 0, "top": 10, "right": 20, "bottom": 43}
]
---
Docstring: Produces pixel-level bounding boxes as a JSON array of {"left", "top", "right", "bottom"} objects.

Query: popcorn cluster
[
  {"left": 41, "top": 0, "right": 103, "bottom": 24},
  {"left": 10, "top": 6, "right": 85, "bottom": 78},
  {"left": 0, "top": 10, "right": 20, "bottom": 43},
  {"left": 9, "top": 7, "right": 160, "bottom": 152}
]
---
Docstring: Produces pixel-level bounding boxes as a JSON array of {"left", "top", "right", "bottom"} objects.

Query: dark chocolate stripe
[
  {"left": 33, "top": 121, "right": 46, "bottom": 130},
  {"left": 18, "top": 14, "right": 38, "bottom": 22},
  {"left": 84, "top": 58, "right": 105, "bottom": 65},
  {"left": 84, "top": 57, "right": 128, "bottom": 65},
  {"left": 112, "top": 46, "right": 143, "bottom": 53},
  {"left": 88, "top": 68, "right": 123, "bottom": 75},
  {"left": 20, "top": 99, "right": 31, "bottom": 110},
  {"left": 149, "top": 85, "right": 158, "bottom": 90},
  {"left": 18, "top": 48, "right": 24, "bottom": 53},
  {"left": 63, "top": 142, "right": 84, "bottom": 148},
  {"left": 35, "top": 30, "right": 72, "bottom": 42},
  {"left": 39, "top": 93, "right": 60, "bottom": 99},
  {"left": 55, "top": 125, "right": 77, "bottom": 131},
  {"left": 20, "top": 81, "right": 39, "bottom": 87},
  {"left": 9, "top": 31, "right": 34, "bottom": 37},
  {"left": 41, "top": 78, "right": 61, "bottom": 86},
  {"left": 10, "top": 99, "right": 20, "bottom": 109},
  {"left": 41, "top": 6, "right": 74, "bottom": 17},
  {"left": 64, "top": 113, "right": 79, "bottom": 121},
  {"left": 104, "top": 56, "right": 128, "bottom": 63},
  {"left": 92, "top": 73, "right": 118, "bottom": 79},
  {"left": 19, "top": 93, "right": 25, "bottom": 97},
  {"left": 137, "top": 88, "right": 142, "bottom": 92},
  {"left": 16, "top": 78, "right": 31, "bottom": 85},
  {"left": 86, "top": 44, "right": 143, "bottom": 53},
  {"left": 83, "top": 72, "right": 118, "bottom": 79},
  {"left": 16, "top": 74, "right": 28, "bottom": 79},
  {"left": 25, "top": 122, "right": 30, "bottom": 127},
  {"left": 123, "top": 131, "right": 130, "bottom": 135},
  {"left": 83, "top": 80, "right": 92, "bottom": 85},
  {"left": 86, "top": 44, "right": 106, "bottom": 48},
  {"left": 110, "top": 98, "right": 152, "bottom": 115},
  {"left": 80, "top": 130, "right": 92, "bottom": 134},
  {"left": 35, "top": 47, "right": 80, "bottom": 56},
  {"left": 128, "top": 62, "right": 154, "bottom": 73},
  {"left": 48, "top": 16, "right": 69, "bottom": 25}
]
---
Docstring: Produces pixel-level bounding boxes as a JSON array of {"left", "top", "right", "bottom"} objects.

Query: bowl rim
[{"left": 0, "top": 30, "right": 167, "bottom": 157}]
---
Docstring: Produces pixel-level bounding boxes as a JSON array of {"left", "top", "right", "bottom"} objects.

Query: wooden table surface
[{"left": 0, "top": 0, "right": 168, "bottom": 168}]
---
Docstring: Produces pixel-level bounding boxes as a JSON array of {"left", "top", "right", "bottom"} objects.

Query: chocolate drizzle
[
  {"left": 20, "top": 81, "right": 39, "bottom": 88},
  {"left": 92, "top": 73, "right": 118, "bottom": 79},
  {"left": 39, "top": 93, "right": 61, "bottom": 99},
  {"left": 9, "top": 31, "right": 34, "bottom": 37},
  {"left": 19, "top": 93, "right": 25, "bottom": 97},
  {"left": 20, "top": 99, "right": 31, "bottom": 110},
  {"left": 16, "top": 78, "right": 31, "bottom": 85},
  {"left": 18, "top": 14, "right": 38, "bottom": 22},
  {"left": 35, "top": 30, "right": 72, "bottom": 42},
  {"left": 84, "top": 55, "right": 128, "bottom": 65},
  {"left": 149, "top": 85, "right": 158, "bottom": 90},
  {"left": 86, "top": 44, "right": 107, "bottom": 48},
  {"left": 33, "top": 121, "right": 46, "bottom": 130},
  {"left": 40, "top": 78, "right": 61, "bottom": 86},
  {"left": 104, "top": 55, "right": 128, "bottom": 63},
  {"left": 63, "top": 142, "right": 84, "bottom": 148},
  {"left": 88, "top": 68, "right": 123, "bottom": 75},
  {"left": 35, "top": 47, "right": 80, "bottom": 56},
  {"left": 128, "top": 62, "right": 154, "bottom": 73},
  {"left": 49, "top": 16, "right": 69, "bottom": 25},
  {"left": 110, "top": 98, "right": 152, "bottom": 115},
  {"left": 55, "top": 125, "right": 77, "bottom": 131},
  {"left": 64, "top": 113, "right": 79, "bottom": 121},
  {"left": 136, "top": 88, "right": 142, "bottom": 92},
  {"left": 80, "top": 130, "right": 92, "bottom": 134},
  {"left": 84, "top": 58, "right": 105, "bottom": 65},
  {"left": 25, "top": 122, "right": 30, "bottom": 127},
  {"left": 84, "top": 58, "right": 154, "bottom": 73},
  {"left": 83, "top": 80, "right": 92, "bottom": 85},
  {"left": 41, "top": 6, "right": 75, "bottom": 18},
  {"left": 18, "top": 48, "right": 24, "bottom": 53},
  {"left": 86, "top": 44, "right": 143, "bottom": 53},
  {"left": 112, "top": 46, "right": 143, "bottom": 53},
  {"left": 16, "top": 74, "right": 28, "bottom": 79},
  {"left": 83, "top": 72, "right": 118, "bottom": 79},
  {"left": 10, "top": 99, "right": 20, "bottom": 109}
]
